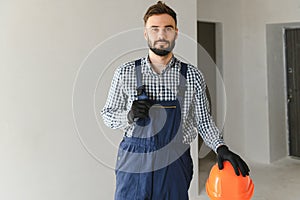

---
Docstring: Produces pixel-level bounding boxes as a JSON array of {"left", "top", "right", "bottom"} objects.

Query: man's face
[{"left": 144, "top": 14, "right": 178, "bottom": 57}]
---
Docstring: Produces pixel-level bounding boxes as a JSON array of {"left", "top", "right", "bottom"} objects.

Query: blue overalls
[{"left": 115, "top": 59, "right": 193, "bottom": 200}]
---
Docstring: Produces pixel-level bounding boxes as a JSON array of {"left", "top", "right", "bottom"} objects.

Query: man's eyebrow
[
  {"left": 165, "top": 25, "right": 175, "bottom": 28},
  {"left": 148, "top": 25, "right": 175, "bottom": 28}
]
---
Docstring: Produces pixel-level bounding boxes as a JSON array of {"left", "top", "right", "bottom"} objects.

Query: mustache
[{"left": 154, "top": 40, "right": 170, "bottom": 45}]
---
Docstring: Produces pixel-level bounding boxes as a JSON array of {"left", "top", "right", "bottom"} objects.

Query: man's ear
[
  {"left": 144, "top": 28, "right": 148, "bottom": 40},
  {"left": 175, "top": 28, "right": 178, "bottom": 39}
]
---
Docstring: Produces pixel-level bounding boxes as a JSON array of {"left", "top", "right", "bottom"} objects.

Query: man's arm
[
  {"left": 191, "top": 70, "right": 225, "bottom": 152},
  {"left": 101, "top": 67, "right": 129, "bottom": 130},
  {"left": 191, "top": 69, "right": 249, "bottom": 176}
]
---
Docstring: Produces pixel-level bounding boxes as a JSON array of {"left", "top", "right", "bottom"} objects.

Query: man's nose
[{"left": 157, "top": 29, "right": 166, "bottom": 39}]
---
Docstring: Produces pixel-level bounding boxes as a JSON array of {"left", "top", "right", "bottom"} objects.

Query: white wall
[
  {"left": 198, "top": 0, "right": 300, "bottom": 163},
  {"left": 0, "top": 0, "right": 197, "bottom": 199}
]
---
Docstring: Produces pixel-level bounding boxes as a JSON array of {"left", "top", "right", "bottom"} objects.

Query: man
[{"left": 101, "top": 1, "right": 249, "bottom": 200}]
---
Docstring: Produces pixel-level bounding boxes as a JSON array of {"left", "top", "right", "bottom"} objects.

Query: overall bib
[{"left": 115, "top": 59, "right": 193, "bottom": 200}]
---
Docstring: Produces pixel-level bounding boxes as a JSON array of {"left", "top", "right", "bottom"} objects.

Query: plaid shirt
[{"left": 101, "top": 55, "right": 225, "bottom": 152}]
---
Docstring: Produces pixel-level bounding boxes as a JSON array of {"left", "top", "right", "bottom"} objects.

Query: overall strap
[
  {"left": 178, "top": 62, "right": 188, "bottom": 98},
  {"left": 135, "top": 59, "right": 148, "bottom": 100},
  {"left": 135, "top": 59, "right": 143, "bottom": 89}
]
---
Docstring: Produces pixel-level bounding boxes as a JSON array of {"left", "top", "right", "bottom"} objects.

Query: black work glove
[
  {"left": 127, "top": 100, "right": 152, "bottom": 124},
  {"left": 217, "top": 145, "right": 250, "bottom": 177}
]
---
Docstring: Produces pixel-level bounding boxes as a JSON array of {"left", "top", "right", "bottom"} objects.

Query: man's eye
[
  {"left": 166, "top": 27, "right": 173, "bottom": 32},
  {"left": 151, "top": 28, "right": 159, "bottom": 32}
]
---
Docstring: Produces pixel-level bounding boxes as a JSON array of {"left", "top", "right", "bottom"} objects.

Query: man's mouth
[{"left": 155, "top": 40, "right": 169, "bottom": 45}]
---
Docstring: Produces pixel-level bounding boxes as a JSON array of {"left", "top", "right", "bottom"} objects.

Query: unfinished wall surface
[
  {"left": 243, "top": 0, "right": 300, "bottom": 163},
  {"left": 198, "top": 0, "right": 300, "bottom": 163}
]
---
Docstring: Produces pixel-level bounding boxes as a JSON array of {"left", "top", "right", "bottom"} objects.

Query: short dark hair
[{"left": 143, "top": 1, "right": 177, "bottom": 26}]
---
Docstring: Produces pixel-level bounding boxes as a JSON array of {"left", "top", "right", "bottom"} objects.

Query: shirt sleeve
[
  {"left": 101, "top": 66, "right": 130, "bottom": 130},
  {"left": 192, "top": 70, "right": 225, "bottom": 152}
]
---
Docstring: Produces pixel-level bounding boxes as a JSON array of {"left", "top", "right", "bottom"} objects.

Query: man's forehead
[{"left": 145, "top": 14, "right": 176, "bottom": 27}]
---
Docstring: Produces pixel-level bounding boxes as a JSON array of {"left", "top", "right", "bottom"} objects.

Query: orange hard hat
[{"left": 206, "top": 161, "right": 254, "bottom": 200}]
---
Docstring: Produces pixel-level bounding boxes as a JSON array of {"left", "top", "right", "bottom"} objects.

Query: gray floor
[{"left": 198, "top": 153, "right": 300, "bottom": 200}]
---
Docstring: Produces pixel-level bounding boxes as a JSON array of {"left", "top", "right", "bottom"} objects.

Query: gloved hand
[
  {"left": 127, "top": 100, "right": 152, "bottom": 124},
  {"left": 217, "top": 145, "right": 250, "bottom": 177}
]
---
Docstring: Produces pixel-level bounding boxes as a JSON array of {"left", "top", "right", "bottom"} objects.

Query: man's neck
[{"left": 148, "top": 50, "right": 173, "bottom": 74}]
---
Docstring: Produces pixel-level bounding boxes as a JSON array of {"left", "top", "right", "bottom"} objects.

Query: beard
[{"left": 148, "top": 38, "right": 176, "bottom": 57}]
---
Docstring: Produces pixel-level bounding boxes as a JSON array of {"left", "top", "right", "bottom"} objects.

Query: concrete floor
[{"left": 198, "top": 153, "right": 300, "bottom": 200}]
